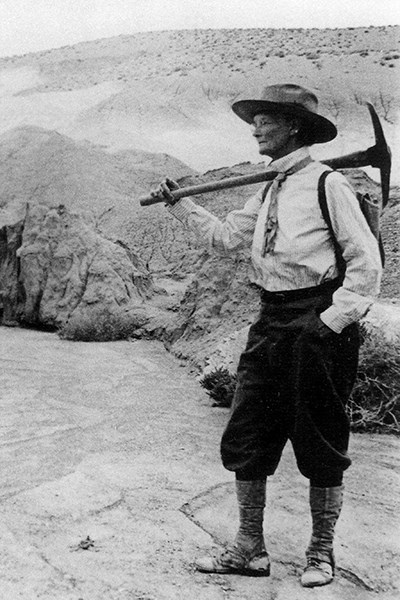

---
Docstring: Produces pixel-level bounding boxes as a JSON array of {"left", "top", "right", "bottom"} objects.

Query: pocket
[{"left": 303, "top": 311, "right": 337, "bottom": 341}]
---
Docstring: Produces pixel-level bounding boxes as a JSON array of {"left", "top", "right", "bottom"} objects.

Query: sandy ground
[{"left": 0, "top": 326, "right": 399, "bottom": 600}]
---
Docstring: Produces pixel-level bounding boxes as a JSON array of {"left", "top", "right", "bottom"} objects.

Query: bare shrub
[
  {"left": 59, "top": 306, "right": 146, "bottom": 342},
  {"left": 127, "top": 213, "right": 197, "bottom": 273},
  {"left": 348, "top": 327, "right": 400, "bottom": 434},
  {"left": 351, "top": 90, "right": 397, "bottom": 124},
  {"left": 325, "top": 95, "right": 342, "bottom": 121},
  {"left": 372, "top": 90, "right": 397, "bottom": 124},
  {"left": 200, "top": 329, "right": 400, "bottom": 434},
  {"left": 353, "top": 91, "right": 365, "bottom": 106}
]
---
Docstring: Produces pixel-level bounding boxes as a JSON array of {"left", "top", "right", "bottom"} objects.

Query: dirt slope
[{"left": 0, "top": 125, "right": 196, "bottom": 237}]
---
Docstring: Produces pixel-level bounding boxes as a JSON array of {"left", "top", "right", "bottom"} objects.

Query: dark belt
[{"left": 259, "top": 278, "right": 341, "bottom": 304}]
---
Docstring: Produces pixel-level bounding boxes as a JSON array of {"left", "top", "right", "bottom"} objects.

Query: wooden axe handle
[
  {"left": 140, "top": 104, "right": 391, "bottom": 208},
  {"left": 139, "top": 170, "right": 278, "bottom": 206}
]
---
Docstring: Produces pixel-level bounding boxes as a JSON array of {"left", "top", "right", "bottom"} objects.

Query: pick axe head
[{"left": 366, "top": 102, "right": 392, "bottom": 209}]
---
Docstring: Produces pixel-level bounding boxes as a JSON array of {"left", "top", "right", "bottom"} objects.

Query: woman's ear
[{"left": 289, "top": 117, "right": 301, "bottom": 136}]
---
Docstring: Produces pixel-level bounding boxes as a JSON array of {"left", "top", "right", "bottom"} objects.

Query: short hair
[
  {"left": 274, "top": 112, "right": 316, "bottom": 146},
  {"left": 279, "top": 114, "right": 316, "bottom": 146},
  {"left": 295, "top": 121, "right": 317, "bottom": 146}
]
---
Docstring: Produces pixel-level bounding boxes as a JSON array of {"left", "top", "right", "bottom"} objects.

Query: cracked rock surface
[
  {"left": 0, "top": 326, "right": 399, "bottom": 600},
  {"left": 0, "top": 201, "right": 180, "bottom": 342}
]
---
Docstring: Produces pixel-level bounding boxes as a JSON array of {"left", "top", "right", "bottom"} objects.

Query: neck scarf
[{"left": 263, "top": 156, "right": 313, "bottom": 255}]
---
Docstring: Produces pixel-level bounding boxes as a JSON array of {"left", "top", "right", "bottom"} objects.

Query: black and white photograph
[{"left": 0, "top": 1, "right": 399, "bottom": 598}]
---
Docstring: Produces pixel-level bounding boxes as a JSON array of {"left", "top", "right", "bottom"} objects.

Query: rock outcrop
[
  {"left": 167, "top": 251, "right": 260, "bottom": 365},
  {"left": 0, "top": 125, "right": 194, "bottom": 338},
  {"left": 0, "top": 126, "right": 196, "bottom": 241},
  {"left": 0, "top": 202, "right": 176, "bottom": 339}
]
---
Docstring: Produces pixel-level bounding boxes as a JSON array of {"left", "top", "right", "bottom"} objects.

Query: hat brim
[{"left": 232, "top": 100, "right": 337, "bottom": 144}]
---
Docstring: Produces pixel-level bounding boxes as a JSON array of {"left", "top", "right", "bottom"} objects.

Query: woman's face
[{"left": 252, "top": 113, "right": 301, "bottom": 160}]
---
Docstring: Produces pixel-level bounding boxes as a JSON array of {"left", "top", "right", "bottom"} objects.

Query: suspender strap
[{"left": 318, "top": 171, "right": 346, "bottom": 278}]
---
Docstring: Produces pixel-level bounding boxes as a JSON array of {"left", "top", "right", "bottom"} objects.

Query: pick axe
[{"left": 139, "top": 104, "right": 391, "bottom": 208}]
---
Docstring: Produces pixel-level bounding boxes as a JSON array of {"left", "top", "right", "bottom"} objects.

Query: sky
[{"left": 0, "top": 0, "right": 399, "bottom": 58}]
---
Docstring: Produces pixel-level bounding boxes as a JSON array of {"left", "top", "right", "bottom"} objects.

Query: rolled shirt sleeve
[
  {"left": 319, "top": 172, "right": 382, "bottom": 333},
  {"left": 168, "top": 189, "right": 263, "bottom": 254}
]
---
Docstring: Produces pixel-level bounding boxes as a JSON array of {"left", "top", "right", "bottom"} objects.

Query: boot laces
[
  {"left": 305, "top": 557, "right": 331, "bottom": 573},
  {"left": 219, "top": 544, "right": 248, "bottom": 568}
]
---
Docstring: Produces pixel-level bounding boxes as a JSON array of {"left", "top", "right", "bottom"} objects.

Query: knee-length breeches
[{"left": 220, "top": 291, "right": 360, "bottom": 481}]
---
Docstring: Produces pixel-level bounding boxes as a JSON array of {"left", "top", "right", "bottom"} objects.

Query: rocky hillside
[
  {"left": 0, "top": 27, "right": 398, "bottom": 176},
  {"left": 0, "top": 126, "right": 195, "bottom": 236},
  {"left": 1, "top": 126, "right": 398, "bottom": 361},
  {"left": 0, "top": 27, "right": 399, "bottom": 369}
]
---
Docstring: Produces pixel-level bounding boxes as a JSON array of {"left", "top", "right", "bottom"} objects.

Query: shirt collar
[{"left": 266, "top": 146, "right": 311, "bottom": 173}]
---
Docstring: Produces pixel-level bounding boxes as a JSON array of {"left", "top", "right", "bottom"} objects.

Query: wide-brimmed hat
[{"left": 232, "top": 83, "right": 337, "bottom": 144}]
